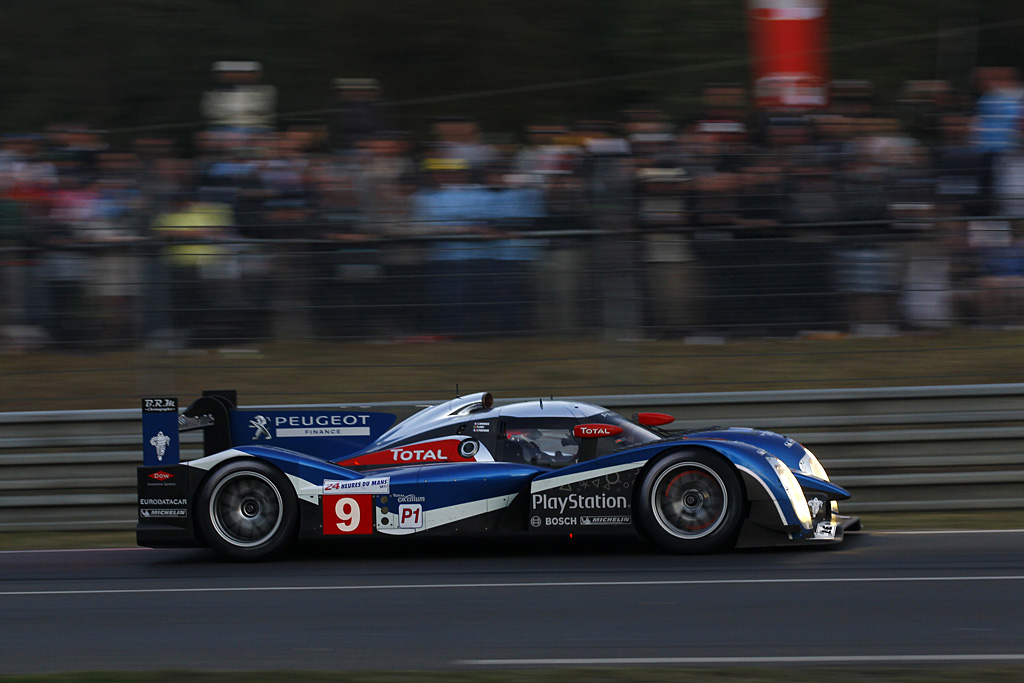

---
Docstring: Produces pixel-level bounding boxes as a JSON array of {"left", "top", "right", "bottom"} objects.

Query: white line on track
[
  {"left": 0, "top": 528, "right": 1021, "bottom": 555},
  {"left": 2, "top": 574, "right": 1024, "bottom": 597},
  {"left": 0, "top": 547, "right": 150, "bottom": 555},
  {"left": 458, "top": 654, "right": 1024, "bottom": 666},
  {"left": 875, "top": 529, "right": 1024, "bottom": 535}
]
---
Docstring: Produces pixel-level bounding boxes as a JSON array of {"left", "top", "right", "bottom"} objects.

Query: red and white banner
[{"left": 748, "top": 0, "right": 829, "bottom": 108}]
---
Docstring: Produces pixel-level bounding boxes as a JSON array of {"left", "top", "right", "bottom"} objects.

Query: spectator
[
  {"left": 958, "top": 221, "right": 1024, "bottom": 326},
  {"left": 514, "top": 124, "right": 578, "bottom": 190},
  {"left": 150, "top": 192, "right": 239, "bottom": 346},
  {"left": 307, "top": 151, "right": 381, "bottom": 340},
  {"left": 0, "top": 181, "right": 28, "bottom": 345},
  {"left": 431, "top": 116, "right": 498, "bottom": 176},
  {"left": 412, "top": 157, "right": 495, "bottom": 336},
  {"left": 482, "top": 163, "right": 546, "bottom": 334},
  {"left": 970, "top": 67, "right": 1024, "bottom": 154},
  {"left": 201, "top": 61, "right": 277, "bottom": 133},
  {"left": 330, "top": 78, "right": 393, "bottom": 152},
  {"left": 636, "top": 165, "right": 694, "bottom": 336},
  {"left": 89, "top": 152, "right": 146, "bottom": 345},
  {"left": 935, "top": 114, "right": 993, "bottom": 217},
  {"left": 579, "top": 122, "right": 642, "bottom": 339},
  {"left": 532, "top": 159, "right": 590, "bottom": 336},
  {"left": 7, "top": 68, "right": 1024, "bottom": 348}
]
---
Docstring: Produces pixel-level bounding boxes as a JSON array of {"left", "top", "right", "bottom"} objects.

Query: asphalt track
[{"left": 2, "top": 530, "right": 1024, "bottom": 674}]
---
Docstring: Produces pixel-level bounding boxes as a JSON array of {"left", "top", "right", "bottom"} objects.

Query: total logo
[
  {"left": 390, "top": 439, "right": 477, "bottom": 462},
  {"left": 344, "top": 438, "right": 492, "bottom": 467},
  {"left": 147, "top": 471, "right": 175, "bottom": 481},
  {"left": 573, "top": 424, "right": 624, "bottom": 438}
]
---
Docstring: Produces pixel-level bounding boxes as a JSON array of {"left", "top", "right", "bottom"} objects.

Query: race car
[{"left": 137, "top": 390, "right": 860, "bottom": 560}]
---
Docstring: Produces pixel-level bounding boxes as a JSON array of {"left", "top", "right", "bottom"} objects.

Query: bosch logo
[
  {"left": 459, "top": 439, "right": 479, "bottom": 457},
  {"left": 148, "top": 471, "right": 174, "bottom": 481}
]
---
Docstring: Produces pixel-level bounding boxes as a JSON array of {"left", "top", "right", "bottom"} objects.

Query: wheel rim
[
  {"left": 651, "top": 463, "right": 728, "bottom": 539},
  {"left": 208, "top": 471, "right": 283, "bottom": 548}
]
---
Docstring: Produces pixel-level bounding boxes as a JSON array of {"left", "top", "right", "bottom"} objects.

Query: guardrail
[{"left": 2, "top": 384, "right": 1023, "bottom": 531}]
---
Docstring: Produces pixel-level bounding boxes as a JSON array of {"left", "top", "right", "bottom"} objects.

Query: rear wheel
[
  {"left": 637, "top": 451, "right": 744, "bottom": 554},
  {"left": 196, "top": 460, "right": 298, "bottom": 560}
]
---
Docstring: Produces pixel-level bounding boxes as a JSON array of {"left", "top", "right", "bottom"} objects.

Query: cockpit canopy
[{"left": 353, "top": 393, "right": 662, "bottom": 468}]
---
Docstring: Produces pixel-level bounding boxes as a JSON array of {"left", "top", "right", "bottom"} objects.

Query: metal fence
[
  {"left": 4, "top": 214, "right": 1024, "bottom": 351},
  {"left": 1, "top": 383, "right": 1022, "bottom": 531}
]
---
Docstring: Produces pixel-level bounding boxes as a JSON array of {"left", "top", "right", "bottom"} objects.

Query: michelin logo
[
  {"left": 141, "top": 509, "right": 187, "bottom": 518},
  {"left": 323, "top": 477, "right": 390, "bottom": 495},
  {"left": 581, "top": 516, "right": 630, "bottom": 525},
  {"left": 807, "top": 497, "right": 824, "bottom": 516},
  {"left": 149, "top": 431, "right": 171, "bottom": 461},
  {"left": 532, "top": 493, "right": 628, "bottom": 514}
]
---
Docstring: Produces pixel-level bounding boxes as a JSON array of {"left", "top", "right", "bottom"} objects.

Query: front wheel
[
  {"left": 196, "top": 460, "right": 298, "bottom": 560},
  {"left": 636, "top": 451, "right": 745, "bottom": 554}
]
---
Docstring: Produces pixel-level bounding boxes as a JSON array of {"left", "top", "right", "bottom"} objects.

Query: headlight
[
  {"left": 798, "top": 448, "right": 830, "bottom": 481},
  {"left": 766, "top": 455, "right": 812, "bottom": 529},
  {"left": 798, "top": 449, "right": 839, "bottom": 514}
]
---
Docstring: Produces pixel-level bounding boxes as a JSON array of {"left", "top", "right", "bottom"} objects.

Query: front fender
[{"left": 679, "top": 438, "right": 810, "bottom": 529}]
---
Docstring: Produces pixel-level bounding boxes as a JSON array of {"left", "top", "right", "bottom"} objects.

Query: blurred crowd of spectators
[{"left": 1, "top": 62, "right": 1024, "bottom": 349}]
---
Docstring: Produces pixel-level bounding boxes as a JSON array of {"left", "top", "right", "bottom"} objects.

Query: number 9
[{"left": 335, "top": 497, "right": 360, "bottom": 532}]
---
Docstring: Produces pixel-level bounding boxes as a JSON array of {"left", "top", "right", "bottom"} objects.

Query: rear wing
[{"left": 142, "top": 390, "right": 397, "bottom": 465}]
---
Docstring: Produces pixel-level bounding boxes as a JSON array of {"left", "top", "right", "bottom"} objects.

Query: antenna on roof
[
  {"left": 539, "top": 397, "right": 544, "bottom": 409},
  {"left": 456, "top": 383, "right": 460, "bottom": 398}
]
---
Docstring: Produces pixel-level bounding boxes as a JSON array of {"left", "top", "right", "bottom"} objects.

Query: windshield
[{"left": 593, "top": 411, "right": 660, "bottom": 457}]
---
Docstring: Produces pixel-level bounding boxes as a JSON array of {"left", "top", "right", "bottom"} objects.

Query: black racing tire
[
  {"left": 196, "top": 460, "right": 298, "bottom": 561},
  {"left": 636, "top": 450, "right": 745, "bottom": 554}
]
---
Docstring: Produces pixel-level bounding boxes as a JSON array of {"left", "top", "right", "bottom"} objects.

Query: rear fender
[
  {"left": 187, "top": 445, "right": 367, "bottom": 504},
  {"left": 186, "top": 446, "right": 392, "bottom": 542}
]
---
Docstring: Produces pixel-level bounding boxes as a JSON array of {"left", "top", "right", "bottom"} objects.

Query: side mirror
[{"left": 635, "top": 412, "right": 675, "bottom": 427}]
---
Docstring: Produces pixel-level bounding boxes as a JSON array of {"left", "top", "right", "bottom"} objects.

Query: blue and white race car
[{"left": 138, "top": 391, "right": 860, "bottom": 560}]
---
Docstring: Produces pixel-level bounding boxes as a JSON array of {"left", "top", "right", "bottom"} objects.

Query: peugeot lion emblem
[{"left": 250, "top": 415, "right": 272, "bottom": 440}]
